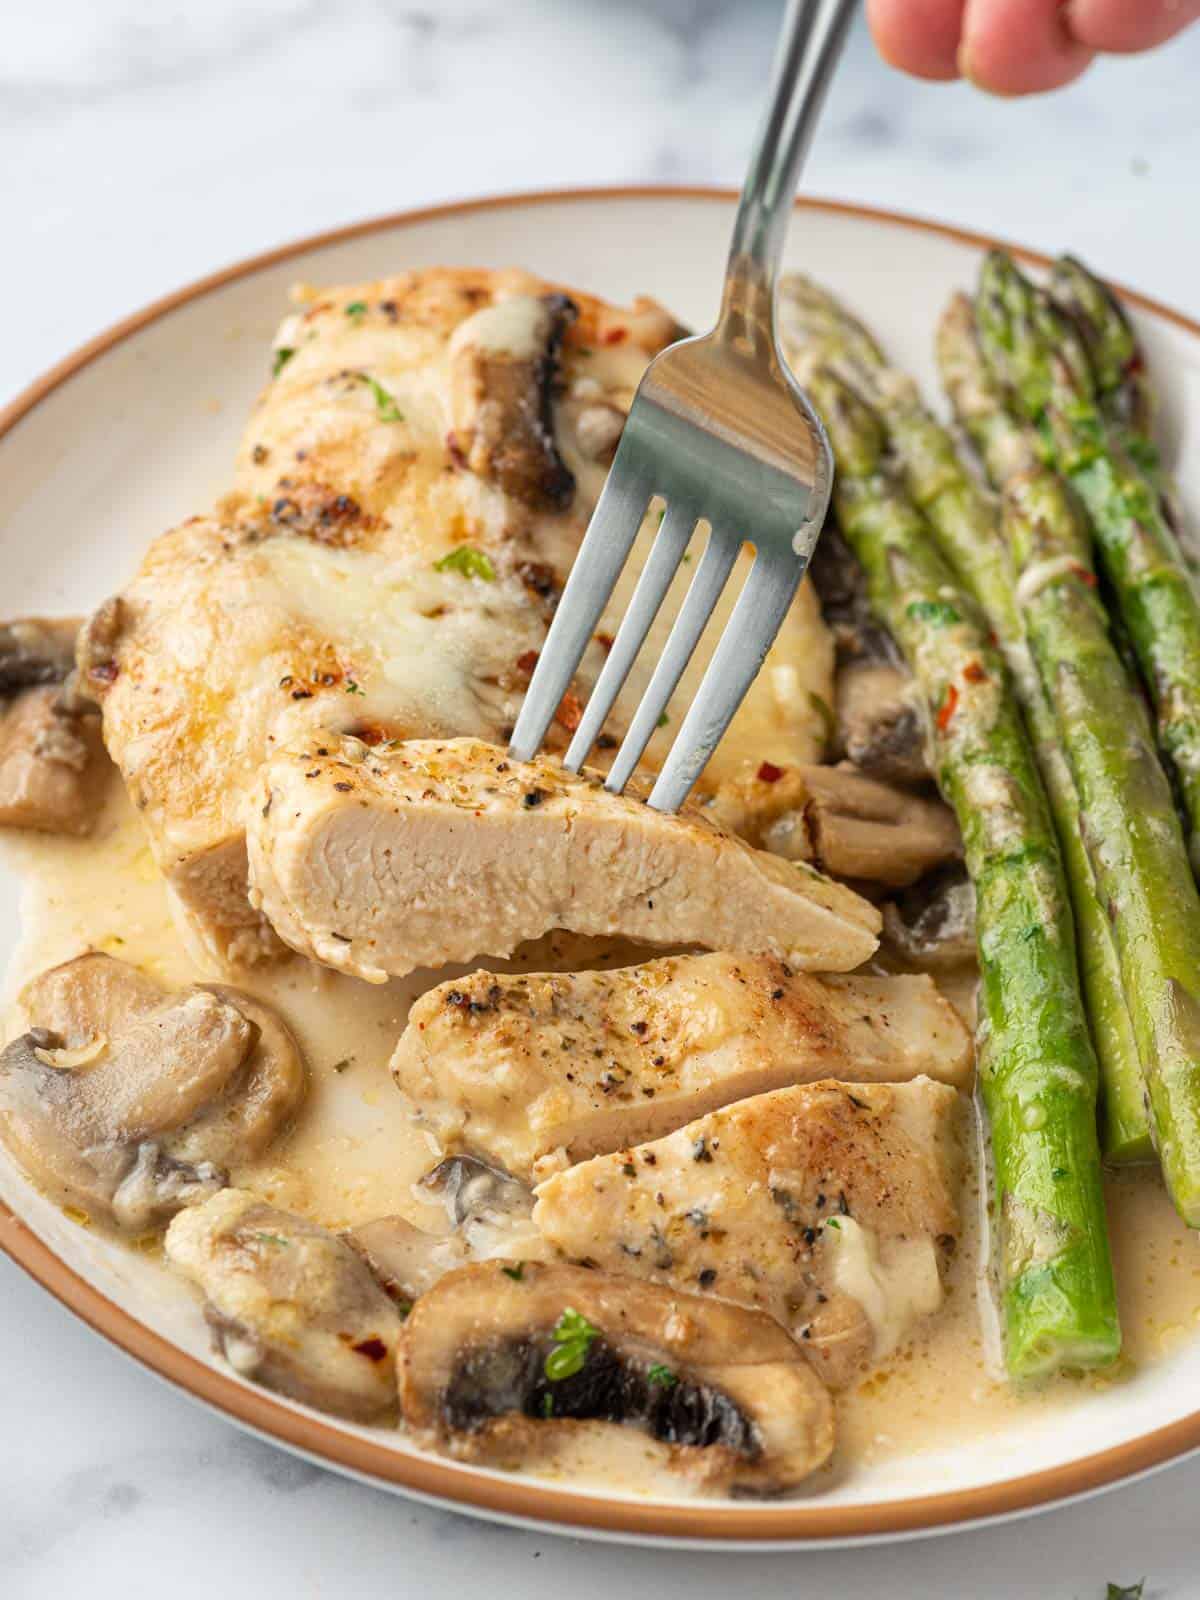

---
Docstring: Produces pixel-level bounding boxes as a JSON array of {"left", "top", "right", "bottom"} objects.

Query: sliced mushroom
[
  {"left": 0, "top": 954, "right": 307, "bottom": 1228},
  {"left": 448, "top": 293, "right": 578, "bottom": 511},
  {"left": 883, "top": 863, "right": 977, "bottom": 971},
  {"left": 0, "top": 686, "right": 107, "bottom": 835},
  {"left": 834, "top": 659, "right": 929, "bottom": 786},
  {"left": 0, "top": 618, "right": 82, "bottom": 694},
  {"left": 0, "top": 615, "right": 108, "bottom": 836},
  {"left": 346, "top": 1215, "right": 469, "bottom": 1304},
  {"left": 799, "top": 764, "right": 960, "bottom": 888},
  {"left": 705, "top": 761, "right": 958, "bottom": 889},
  {"left": 807, "top": 529, "right": 931, "bottom": 786},
  {"left": 419, "top": 1154, "right": 545, "bottom": 1262},
  {"left": 399, "top": 1261, "right": 834, "bottom": 1495},
  {"left": 165, "top": 1189, "right": 404, "bottom": 1421}
]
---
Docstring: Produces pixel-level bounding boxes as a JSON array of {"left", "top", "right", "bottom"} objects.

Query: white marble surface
[{"left": 5, "top": 1, "right": 1200, "bottom": 1594}]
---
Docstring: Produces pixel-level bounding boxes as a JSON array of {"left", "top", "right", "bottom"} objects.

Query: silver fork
[{"left": 508, "top": 0, "right": 857, "bottom": 811}]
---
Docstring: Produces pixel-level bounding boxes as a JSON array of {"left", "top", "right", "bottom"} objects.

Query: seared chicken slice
[
  {"left": 534, "top": 1077, "right": 962, "bottom": 1388},
  {"left": 166, "top": 1190, "right": 404, "bottom": 1421},
  {"left": 0, "top": 617, "right": 107, "bottom": 836},
  {"left": 392, "top": 957, "right": 972, "bottom": 1181},
  {"left": 0, "top": 954, "right": 306, "bottom": 1229},
  {"left": 247, "top": 737, "right": 881, "bottom": 982},
  {"left": 90, "top": 267, "right": 832, "bottom": 964},
  {"left": 400, "top": 1261, "right": 834, "bottom": 1494}
]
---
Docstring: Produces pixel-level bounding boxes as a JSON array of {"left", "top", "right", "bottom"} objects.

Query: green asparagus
[
  {"left": 1049, "top": 254, "right": 1194, "bottom": 575},
  {"left": 1048, "top": 255, "right": 1155, "bottom": 471},
  {"left": 976, "top": 251, "right": 1200, "bottom": 869},
  {"left": 1005, "top": 469, "right": 1200, "bottom": 1225},
  {"left": 784, "top": 276, "right": 1149, "bottom": 1161},
  {"left": 809, "top": 365, "right": 1120, "bottom": 1375}
]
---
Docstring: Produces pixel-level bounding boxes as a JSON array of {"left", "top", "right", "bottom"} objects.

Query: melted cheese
[{"left": 828, "top": 1217, "right": 943, "bottom": 1359}]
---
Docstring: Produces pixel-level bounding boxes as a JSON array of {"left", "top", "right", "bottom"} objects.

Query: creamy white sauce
[{"left": 4, "top": 775, "right": 1200, "bottom": 1495}]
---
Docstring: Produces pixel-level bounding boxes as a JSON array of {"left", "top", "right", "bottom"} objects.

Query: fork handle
[{"left": 720, "top": 0, "right": 858, "bottom": 351}]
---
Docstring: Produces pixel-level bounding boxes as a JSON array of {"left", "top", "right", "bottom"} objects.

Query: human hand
[{"left": 867, "top": 0, "right": 1200, "bottom": 95}]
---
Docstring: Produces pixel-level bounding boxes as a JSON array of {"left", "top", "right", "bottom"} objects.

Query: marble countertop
[{"left": 4, "top": 1, "right": 1200, "bottom": 1594}]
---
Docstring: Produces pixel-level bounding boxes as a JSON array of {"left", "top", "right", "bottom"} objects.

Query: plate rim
[{"left": 3, "top": 183, "right": 1200, "bottom": 1545}]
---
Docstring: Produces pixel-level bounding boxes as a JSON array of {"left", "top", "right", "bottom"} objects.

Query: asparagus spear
[
  {"left": 936, "top": 292, "right": 1040, "bottom": 488},
  {"left": 808, "top": 364, "right": 1120, "bottom": 1376},
  {"left": 1005, "top": 468, "right": 1200, "bottom": 1225},
  {"left": 1048, "top": 255, "right": 1155, "bottom": 470},
  {"left": 784, "top": 276, "right": 1150, "bottom": 1161},
  {"left": 975, "top": 251, "right": 1200, "bottom": 869},
  {"left": 1048, "top": 254, "right": 1196, "bottom": 575}
]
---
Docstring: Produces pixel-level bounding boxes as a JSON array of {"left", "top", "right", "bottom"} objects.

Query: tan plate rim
[{"left": 2, "top": 185, "right": 1199, "bottom": 1545}]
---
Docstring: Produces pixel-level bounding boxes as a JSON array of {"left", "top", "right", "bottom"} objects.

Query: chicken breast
[
  {"left": 392, "top": 957, "right": 971, "bottom": 1181},
  {"left": 533, "top": 1077, "right": 962, "bottom": 1388},
  {"left": 247, "top": 737, "right": 881, "bottom": 982},
  {"left": 86, "top": 268, "right": 833, "bottom": 964}
]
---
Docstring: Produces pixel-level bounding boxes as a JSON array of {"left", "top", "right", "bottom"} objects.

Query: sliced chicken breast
[
  {"left": 392, "top": 957, "right": 972, "bottom": 1181},
  {"left": 247, "top": 737, "right": 881, "bottom": 983},
  {"left": 533, "top": 1077, "right": 962, "bottom": 1388}
]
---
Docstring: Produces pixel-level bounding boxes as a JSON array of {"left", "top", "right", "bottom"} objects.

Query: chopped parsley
[
  {"left": 251, "top": 1232, "right": 290, "bottom": 1247},
  {"left": 345, "top": 300, "right": 368, "bottom": 321},
  {"left": 647, "top": 1363, "right": 678, "bottom": 1390},
  {"left": 544, "top": 1307, "right": 600, "bottom": 1381},
  {"left": 354, "top": 371, "right": 404, "bottom": 422},
  {"left": 434, "top": 545, "right": 496, "bottom": 581},
  {"left": 1106, "top": 1584, "right": 1144, "bottom": 1600},
  {"left": 272, "top": 347, "right": 296, "bottom": 377},
  {"left": 907, "top": 598, "right": 962, "bottom": 627},
  {"left": 541, "top": 1393, "right": 555, "bottom": 1418},
  {"left": 826, "top": 1218, "right": 842, "bottom": 1231},
  {"left": 657, "top": 712, "right": 670, "bottom": 728},
  {"left": 501, "top": 1263, "right": 525, "bottom": 1282},
  {"left": 344, "top": 679, "right": 365, "bottom": 695}
]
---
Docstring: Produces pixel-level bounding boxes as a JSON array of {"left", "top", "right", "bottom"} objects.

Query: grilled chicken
[
  {"left": 392, "top": 957, "right": 972, "bottom": 1181},
  {"left": 86, "top": 268, "right": 833, "bottom": 963},
  {"left": 533, "top": 1077, "right": 962, "bottom": 1388},
  {"left": 165, "top": 1190, "right": 404, "bottom": 1420},
  {"left": 247, "top": 737, "right": 881, "bottom": 982},
  {"left": 400, "top": 1260, "right": 834, "bottom": 1494}
]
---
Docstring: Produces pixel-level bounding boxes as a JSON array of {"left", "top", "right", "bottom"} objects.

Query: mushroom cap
[
  {"left": 166, "top": 1189, "right": 404, "bottom": 1422},
  {"left": 1, "top": 954, "right": 307, "bottom": 1229},
  {"left": 399, "top": 1261, "right": 834, "bottom": 1494}
]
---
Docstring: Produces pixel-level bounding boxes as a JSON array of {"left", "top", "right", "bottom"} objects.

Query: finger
[
  {"left": 960, "top": 0, "right": 1095, "bottom": 94},
  {"left": 1065, "top": 0, "right": 1200, "bottom": 53},
  {"left": 866, "top": 0, "right": 967, "bottom": 80}
]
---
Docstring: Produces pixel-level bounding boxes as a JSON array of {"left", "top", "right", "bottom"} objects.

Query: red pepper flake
[
  {"left": 555, "top": 690, "right": 583, "bottom": 732},
  {"left": 986, "top": 629, "right": 999, "bottom": 647},
  {"left": 602, "top": 327, "right": 628, "bottom": 345},
  {"left": 595, "top": 632, "right": 614, "bottom": 655},
  {"left": 937, "top": 683, "right": 959, "bottom": 731},
  {"left": 1070, "top": 563, "right": 1098, "bottom": 588},
  {"left": 963, "top": 660, "right": 986, "bottom": 684},
  {"left": 445, "top": 431, "right": 467, "bottom": 470},
  {"left": 756, "top": 760, "right": 784, "bottom": 783},
  {"left": 516, "top": 649, "right": 539, "bottom": 675},
  {"left": 351, "top": 1336, "right": 388, "bottom": 1362}
]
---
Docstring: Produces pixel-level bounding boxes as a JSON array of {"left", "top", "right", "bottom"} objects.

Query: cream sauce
[{"left": 4, "top": 775, "right": 1200, "bottom": 1493}]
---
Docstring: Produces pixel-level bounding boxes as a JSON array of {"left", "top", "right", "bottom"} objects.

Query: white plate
[{"left": 3, "top": 188, "right": 1200, "bottom": 1548}]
